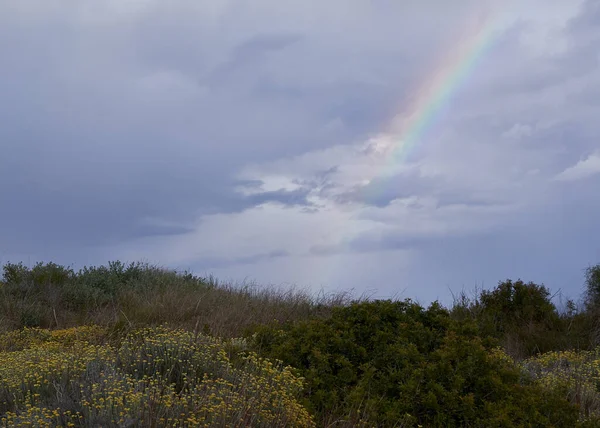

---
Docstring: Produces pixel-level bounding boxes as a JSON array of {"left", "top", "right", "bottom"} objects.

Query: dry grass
[
  {"left": 0, "top": 261, "right": 353, "bottom": 339},
  {"left": 113, "top": 280, "right": 353, "bottom": 338}
]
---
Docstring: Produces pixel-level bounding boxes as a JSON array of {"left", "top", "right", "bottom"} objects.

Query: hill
[{"left": 1, "top": 261, "right": 600, "bottom": 427}]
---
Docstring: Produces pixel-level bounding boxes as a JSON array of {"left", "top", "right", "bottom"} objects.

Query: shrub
[
  {"left": 585, "top": 265, "right": 600, "bottom": 310},
  {"left": 450, "top": 280, "right": 585, "bottom": 358},
  {"left": 250, "top": 300, "right": 583, "bottom": 427},
  {"left": 1, "top": 263, "right": 29, "bottom": 284}
]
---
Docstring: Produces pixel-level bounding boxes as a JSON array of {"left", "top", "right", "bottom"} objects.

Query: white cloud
[
  {"left": 502, "top": 123, "right": 534, "bottom": 140},
  {"left": 555, "top": 152, "right": 600, "bottom": 182}
]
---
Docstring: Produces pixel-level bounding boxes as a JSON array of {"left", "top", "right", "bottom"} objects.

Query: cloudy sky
[{"left": 1, "top": 0, "right": 599, "bottom": 304}]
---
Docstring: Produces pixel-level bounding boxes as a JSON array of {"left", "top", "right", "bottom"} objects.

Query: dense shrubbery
[
  {"left": 248, "top": 300, "right": 584, "bottom": 427},
  {"left": 0, "top": 261, "right": 205, "bottom": 330},
  {"left": 1, "top": 261, "right": 205, "bottom": 312},
  {"left": 451, "top": 279, "right": 595, "bottom": 358}
]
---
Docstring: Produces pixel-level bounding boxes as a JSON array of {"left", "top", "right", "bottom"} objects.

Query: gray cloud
[
  {"left": 193, "top": 249, "right": 290, "bottom": 271},
  {"left": 334, "top": 171, "right": 500, "bottom": 209},
  {"left": 245, "top": 187, "right": 313, "bottom": 207},
  {"left": 1, "top": 0, "right": 599, "bottom": 304},
  {"left": 204, "top": 32, "right": 304, "bottom": 88},
  {"left": 568, "top": 0, "right": 600, "bottom": 37},
  {"left": 0, "top": 3, "right": 382, "bottom": 256}
]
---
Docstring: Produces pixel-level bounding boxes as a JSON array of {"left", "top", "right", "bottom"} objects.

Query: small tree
[
  {"left": 585, "top": 264, "right": 600, "bottom": 309},
  {"left": 471, "top": 280, "right": 565, "bottom": 358},
  {"left": 478, "top": 279, "right": 558, "bottom": 330}
]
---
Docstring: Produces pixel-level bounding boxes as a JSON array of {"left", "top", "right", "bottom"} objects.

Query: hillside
[{"left": 1, "top": 261, "right": 600, "bottom": 427}]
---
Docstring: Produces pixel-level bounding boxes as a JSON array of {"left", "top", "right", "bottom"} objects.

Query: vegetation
[
  {"left": 250, "top": 300, "right": 580, "bottom": 427},
  {"left": 0, "top": 261, "right": 348, "bottom": 338},
  {"left": 523, "top": 348, "right": 600, "bottom": 423},
  {"left": 585, "top": 265, "right": 600, "bottom": 309},
  {"left": 1, "top": 260, "right": 600, "bottom": 427},
  {"left": 0, "top": 325, "right": 313, "bottom": 427},
  {"left": 450, "top": 279, "right": 594, "bottom": 358}
]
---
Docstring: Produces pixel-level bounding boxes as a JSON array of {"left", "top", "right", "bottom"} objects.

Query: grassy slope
[{"left": 0, "top": 261, "right": 351, "bottom": 338}]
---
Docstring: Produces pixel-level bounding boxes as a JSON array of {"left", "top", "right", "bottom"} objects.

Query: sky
[{"left": 1, "top": 0, "right": 599, "bottom": 305}]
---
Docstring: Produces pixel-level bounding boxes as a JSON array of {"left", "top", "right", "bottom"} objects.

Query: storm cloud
[{"left": 1, "top": 0, "right": 599, "bottom": 304}]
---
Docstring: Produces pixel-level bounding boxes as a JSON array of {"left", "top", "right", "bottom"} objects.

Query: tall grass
[{"left": 0, "top": 261, "right": 352, "bottom": 338}]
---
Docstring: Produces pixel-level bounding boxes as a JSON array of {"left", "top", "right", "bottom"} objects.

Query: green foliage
[
  {"left": 2, "top": 262, "right": 29, "bottom": 284},
  {"left": 450, "top": 280, "right": 592, "bottom": 358},
  {"left": 478, "top": 279, "right": 558, "bottom": 328},
  {"left": 2, "top": 261, "right": 205, "bottom": 301},
  {"left": 77, "top": 261, "right": 151, "bottom": 295},
  {"left": 2, "top": 262, "right": 74, "bottom": 289},
  {"left": 0, "top": 261, "right": 342, "bottom": 338},
  {"left": 0, "top": 261, "right": 210, "bottom": 329},
  {"left": 585, "top": 265, "right": 600, "bottom": 309},
  {"left": 18, "top": 309, "right": 43, "bottom": 329},
  {"left": 250, "top": 300, "right": 581, "bottom": 427}
]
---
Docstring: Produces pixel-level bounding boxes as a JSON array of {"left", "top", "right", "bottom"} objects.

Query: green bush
[
  {"left": 250, "top": 300, "right": 582, "bottom": 427},
  {"left": 2, "top": 262, "right": 74, "bottom": 289},
  {"left": 0, "top": 261, "right": 211, "bottom": 327},
  {"left": 478, "top": 280, "right": 558, "bottom": 329},
  {"left": 2, "top": 262, "right": 30, "bottom": 284},
  {"left": 450, "top": 280, "right": 591, "bottom": 358},
  {"left": 585, "top": 265, "right": 600, "bottom": 309}
]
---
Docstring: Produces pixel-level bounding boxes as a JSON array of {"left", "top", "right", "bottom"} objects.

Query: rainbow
[
  {"left": 319, "top": 10, "right": 504, "bottom": 295},
  {"left": 366, "top": 10, "right": 500, "bottom": 186}
]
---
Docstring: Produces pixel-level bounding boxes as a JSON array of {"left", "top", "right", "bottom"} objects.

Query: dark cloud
[
  {"left": 567, "top": 0, "right": 600, "bottom": 37},
  {"left": 0, "top": 168, "right": 313, "bottom": 254},
  {"left": 0, "top": 6, "right": 386, "bottom": 259},
  {"left": 245, "top": 187, "right": 313, "bottom": 207},
  {"left": 347, "top": 234, "right": 427, "bottom": 254},
  {"left": 309, "top": 244, "right": 341, "bottom": 256},
  {"left": 205, "top": 32, "right": 304, "bottom": 86},
  {"left": 193, "top": 249, "right": 290, "bottom": 270}
]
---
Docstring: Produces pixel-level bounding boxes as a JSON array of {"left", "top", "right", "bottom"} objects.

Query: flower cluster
[
  {"left": 0, "top": 325, "right": 107, "bottom": 352},
  {"left": 522, "top": 347, "right": 600, "bottom": 421},
  {"left": 0, "top": 325, "right": 314, "bottom": 427}
]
